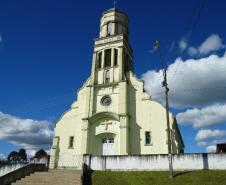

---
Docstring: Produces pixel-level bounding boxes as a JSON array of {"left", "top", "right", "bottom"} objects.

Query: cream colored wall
[
  {"left": 50, "top": 78, "right": 92, "bottom": 167},
  {"left": 99, "top": 11, "right": 128, "bottom": 38},
  {"left": 53, "top": 109, "right": 81, "bottom": 167},
  {"left": 94, "top": 86, "right": 119, "bottom": 114},
  {"left": 128, "top": 72, "right": 182, "bottom": 154},
  {"left": 96, "top": 66, "right": 119, "bottom": 84},
  {"left": 56, "top": 111, "right": 80, "bottom": 147},
  {"left": 51, "top": 71, "right": 183, "bottom": 165},
  {"left": 50, "top": 72, "right": 184, "bottom": 168},
  {"left": 89, "top": 120, "right": 120, "bottom": 155}
]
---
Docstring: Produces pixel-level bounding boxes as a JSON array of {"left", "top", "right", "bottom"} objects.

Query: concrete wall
[
  {"left": 0, "top": 163, "right": 46, "bottom": 185},
  {"left": 0, "top": 158, "right": 48, "bottom": 177},
  {"left": 83, "top": 154, "right": 226, "bottom": 171},
  {"left": 0, "top": 164, "right": 25, "bottom": 177}
]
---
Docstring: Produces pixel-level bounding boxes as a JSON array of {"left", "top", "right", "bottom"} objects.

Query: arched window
[
  {"left": 107, "top": 22, "right": 112, "bottom": 36},
  {"left": 104, "top": 49, "right": 111, "bottom": 67},
  {"left": 105, "top": 70, "right": 110, "bottom": 83}
]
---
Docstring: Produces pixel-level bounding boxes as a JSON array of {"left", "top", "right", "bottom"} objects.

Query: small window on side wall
[
  {"left": 145, "top": 131, "right": 151, "bottom": 145},
  {"left": 69, "top": 136, "right": 74, "bottom": 149}
]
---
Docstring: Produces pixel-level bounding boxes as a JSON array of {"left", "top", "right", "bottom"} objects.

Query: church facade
[{"left": 49, "top": 8, "right": 184, "bottom": 169}]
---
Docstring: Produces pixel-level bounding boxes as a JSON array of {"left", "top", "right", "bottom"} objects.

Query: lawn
[{"left": 91, "top": 170, "right": 226, "bottom": 185}]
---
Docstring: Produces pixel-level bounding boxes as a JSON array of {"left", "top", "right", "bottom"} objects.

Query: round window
[{"left": 101, "top": 95, "right": 112, "bottom": 106}]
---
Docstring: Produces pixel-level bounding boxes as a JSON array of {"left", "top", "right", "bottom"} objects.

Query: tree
[
  {"left": 7, "top": 149, "right": 28, "bottom": 164},
  {"left": 18, "top": 149, "right": 27, "bottom": 163},
  {"left": 7, "top": 151, "right": 19, "bottom": 163},
  {"left": 34, "top": 149, "right": 47, "bottom": 159}
]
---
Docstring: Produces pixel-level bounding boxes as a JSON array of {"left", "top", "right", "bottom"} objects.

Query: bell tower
[
  {"left": 90, "top": 8, "right": 133, "bottom": 85},
  {"left": 81, "top": 8, "right": 132, "bottom": 155}
]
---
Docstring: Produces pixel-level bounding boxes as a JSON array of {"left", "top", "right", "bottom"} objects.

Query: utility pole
[{"left": 154, "top": 40, "right": 173, "bottom": 178}]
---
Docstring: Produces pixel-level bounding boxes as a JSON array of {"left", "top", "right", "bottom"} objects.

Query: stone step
[
  {"left": 17, "top": 179, "right": 80, "bottom": 182},
  {"left": 25, "top": 173, "right": 81, "bottom": 177},
  {"left": 13, "top": 183, "right": 78, "bottom": 185},
  {"left": 12, "top": 170, "right": 82, "bottom": 185},
  {"left": 23, "top": 175, "right": 81, "bottom": 178},
  {"left": 31, "top": 172, "right": 81, "bottom": 176},
  {"left": 13, "top": 180, "right": 81, "bottom": 184},
  {"left": 23, "top": 175, "right": 81, "bottom": 180},
  {"left": 15, "top": 182, "right": 80, "bottom": 185}
]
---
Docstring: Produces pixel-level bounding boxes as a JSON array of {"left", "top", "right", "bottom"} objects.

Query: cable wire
[{"left": 169, "top": 0, "right": 207, "bottom": 84}]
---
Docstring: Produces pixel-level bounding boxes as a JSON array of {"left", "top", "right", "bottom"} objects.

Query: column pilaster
[
  {"left": 119, "top": 115, "right": 129, "bottom": 154},
  {"left": 102, "top": 50, "right": 105, "bottom": 68},
  {"left": 118, "top": 80, "right": 129, "bottom": 154},
  {"left": 49, "top": 136, "right": 60, "bottom": 169},
  {"left": 81, "top": 119, "right": 90, "bottom": 154},
  {"left": 91, "top": 52, "right": 97, "bottom": 85},
  {"left": 118, "top": 47, "right": 123, "bottom": 81}
]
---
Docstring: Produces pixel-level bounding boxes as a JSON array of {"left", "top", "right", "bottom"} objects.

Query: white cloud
[
  {"left": 195, "top": 129, "right": 226, "bottom": 141},
  {"left": 178, "top": 38, "right": 188, "bottom": 51},
  {"left": 176, "top": 104, "right": 226, "bottom": 128},
  {"left": 0, "top": 112, "right": 53, "bottom": 157},
  {"left": 187, "top": 46, "right": 198, "bottom": 56},
  {"left": 206, "top": 145, "right": 216, "bottom": 153},
  {"left": 197, "top": 141, "right": 208, "bottom": 147},
  {"left": 142, "top": 52, "right": 226, "bottom": 108},
  {"left": 188, "top": 34, "right": 225, "bottom": 56},
  {"left": 212, "top": 139, "right": 225, "bottom": 145},
  {"left": 0, "top": 153, "right": 6, "bottom": 159}
]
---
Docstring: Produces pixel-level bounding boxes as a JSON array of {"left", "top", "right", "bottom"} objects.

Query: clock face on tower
[{"left": 101, "top": 95, "right": 112, "bottom": 106}]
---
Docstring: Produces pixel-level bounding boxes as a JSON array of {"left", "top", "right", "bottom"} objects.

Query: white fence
[
  {"left": 83, "top": 154, "right": 226, "bottom": 171},
  {"left": 0, "top": 158, "right": 48, "bottom": 177},
  {"left": 0, "top": 164, "right": 25, "bottom": 177}
]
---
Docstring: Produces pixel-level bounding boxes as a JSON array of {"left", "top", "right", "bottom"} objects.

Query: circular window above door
[{"left": 101, "top": 95, "right": 112, "bottom": 106}]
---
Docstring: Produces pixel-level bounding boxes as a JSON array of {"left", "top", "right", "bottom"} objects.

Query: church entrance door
[{"left": 102, "top": 138, "right": 114, "bottom": 155}]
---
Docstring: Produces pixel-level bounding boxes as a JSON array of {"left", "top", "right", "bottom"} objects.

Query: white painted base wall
[
  {"left": 83, "top": 154, "right": 226, "bottom": 171},
  {"left": 0, "top": 164, "right": 25, "bottom": 177}
]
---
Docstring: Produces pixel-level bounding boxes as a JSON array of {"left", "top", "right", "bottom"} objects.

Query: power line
[
  {"left": 169, "top": 0, "right": 207, "bottom": 84},
  {"left": 181, "top": 86, "right": 226, "bottom": 92}
]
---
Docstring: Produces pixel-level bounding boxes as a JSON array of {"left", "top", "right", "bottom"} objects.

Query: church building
[{"left": 50, "top": 8, "right": 184, "bottom": 169}]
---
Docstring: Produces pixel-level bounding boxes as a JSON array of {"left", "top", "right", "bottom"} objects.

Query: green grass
[{"left": 92, "top": 170, "right": 226, "bottom": 185}]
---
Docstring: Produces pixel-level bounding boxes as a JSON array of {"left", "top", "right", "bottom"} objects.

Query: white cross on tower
[{"left": 101, "top": 120, "right": 112, "bottom": 130}]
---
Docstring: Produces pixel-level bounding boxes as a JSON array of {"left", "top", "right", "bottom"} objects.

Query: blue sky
[{"left": 0, "top": 0, "right": 226, "bottom": 157}]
